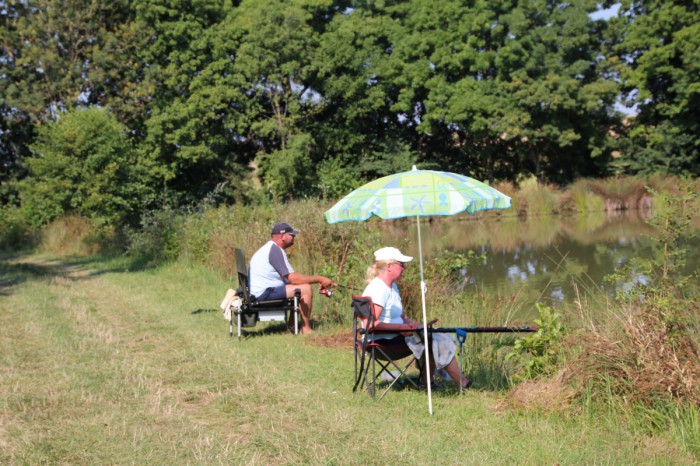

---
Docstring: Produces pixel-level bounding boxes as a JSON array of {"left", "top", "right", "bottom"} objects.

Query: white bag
[{"left": 220, "top": 288, "right": 241, "bottom": 321}]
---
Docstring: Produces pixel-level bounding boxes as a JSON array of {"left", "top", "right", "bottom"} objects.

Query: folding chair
[
  {"left": 351, "top": 295, "right": 423, "bottom": 398},
  {"left": 230, "top": 247, "right": 301, "bottom": 339}
]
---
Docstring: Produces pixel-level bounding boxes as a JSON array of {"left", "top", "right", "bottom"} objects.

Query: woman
[{"left": 362, "top": 246, "right": 471, "bottom": 389}]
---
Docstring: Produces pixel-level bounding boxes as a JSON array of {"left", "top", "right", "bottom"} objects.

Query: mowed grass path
[{"left": 0, "top": 255, "right": 693, "bottom": 464}]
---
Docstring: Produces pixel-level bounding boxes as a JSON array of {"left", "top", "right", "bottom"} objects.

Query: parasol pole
[{"left": 416, "top": 215, "right": 433, "bottom": 415}]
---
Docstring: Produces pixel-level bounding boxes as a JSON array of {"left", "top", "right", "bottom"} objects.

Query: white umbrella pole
[{"left": 416, "top": 216, "right": 433, "bottom": 415}]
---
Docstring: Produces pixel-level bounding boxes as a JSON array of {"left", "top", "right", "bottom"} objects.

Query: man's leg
[{"left": 286, "top": 283, "right": 313, "bottom": 334}]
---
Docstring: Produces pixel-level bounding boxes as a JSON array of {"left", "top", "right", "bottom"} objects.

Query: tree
[
  {"left": 228, "top": 0, "right": 343, "bottom": 198},
  {"left": 611, "top": 0, "right": 700, "bottom": 176},
  {"left": 313, "top": 3, "right": 424, "bottom": 186},
  {"left": 494, "top": 0, "right": 620, "bottom": 183},
  {"left": 20, "top": 107, "right": 150, "bottom": 227},
  {"left": 1, "top": 0, "right": 140, "bottom": 205}
]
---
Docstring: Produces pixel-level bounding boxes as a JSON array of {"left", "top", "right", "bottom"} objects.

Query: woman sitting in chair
[{"left": 362, "top": 246, "right": 472, "bottom": 389}]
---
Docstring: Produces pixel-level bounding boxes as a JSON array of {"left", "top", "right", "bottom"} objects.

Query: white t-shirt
[
  {"left": 362, "top": 277, "right": 404, "bottom": 339},
  {"left": 249, "top": 241, "right": 294, "bottom": 297}
]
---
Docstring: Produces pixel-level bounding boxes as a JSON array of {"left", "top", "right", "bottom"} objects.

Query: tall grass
[{"left": 557, "top": 180, "right": 700, "bottom": 457}]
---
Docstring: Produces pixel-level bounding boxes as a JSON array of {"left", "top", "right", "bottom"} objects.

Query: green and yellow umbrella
[{"left": 324, "top": 166, "right": 511, "bottom": 414}]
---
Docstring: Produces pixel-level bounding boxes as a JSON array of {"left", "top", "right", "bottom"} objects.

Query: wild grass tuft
[
  {"left": 516, "top": 177, "right": 560, "bottom": 215},
  {"left": 564, "top": 178, "right": 606, "bottom": 213},
  {"left": 37, "top": 215, "right": 108, "bottom": 256}
]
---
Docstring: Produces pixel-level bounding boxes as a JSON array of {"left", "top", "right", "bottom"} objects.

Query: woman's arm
[{"left": 369, "top": 304, "right": 419, "bottom": 334}]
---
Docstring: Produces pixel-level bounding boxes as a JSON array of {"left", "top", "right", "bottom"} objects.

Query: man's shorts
[{"left": 255, "top": 285, "right": 287, "bottom": 302}]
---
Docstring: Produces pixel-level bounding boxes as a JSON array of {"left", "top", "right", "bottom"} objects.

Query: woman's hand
[{"left": 400, "top": 321, "right": 419, "bottom": 336}]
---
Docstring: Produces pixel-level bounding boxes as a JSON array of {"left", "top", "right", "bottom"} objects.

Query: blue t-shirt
[{"left": 249, "top": 241, "right": 294, "bottom": 297}]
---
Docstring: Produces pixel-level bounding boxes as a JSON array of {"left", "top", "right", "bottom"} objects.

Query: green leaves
[
  {"left": 21, "top": 108, "right": 150, "bottom": 227},
  {"left": 611, "top": 0, "right": 700, "bottom": 176},
  {"left": 506, "top": 303, "right": 565, "bottom": 380},
  {"left": 1, "top": 0, "right": 698, "bottom": 232}
]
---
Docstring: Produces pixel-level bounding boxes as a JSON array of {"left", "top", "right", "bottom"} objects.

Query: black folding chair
[
  {"left": 230, "top": 247, "right": 301, "bottom": 339},
  {"left": 352, "top": 295, "right": 424, "bottom": 398}
]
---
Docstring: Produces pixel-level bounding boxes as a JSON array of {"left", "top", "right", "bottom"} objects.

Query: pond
[{"left": 378, "top": 209, "right": 700, "bottom": 310}]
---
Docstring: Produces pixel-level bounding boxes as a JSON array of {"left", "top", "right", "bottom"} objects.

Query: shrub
[
  {"left": 0, "top": 206, "right": 33, "bottom": 251},
  {"left": 19, "top": 107, "right": 150, "bottom": 228},
  {"left": 125, "top": 208, "right": 184, "bottom": 266},
  {"left": 505, "top": 304, "right": 565, "bottom": 380},
  {"left": 37, "top": 215, "right": 107, "bottom": 256}
]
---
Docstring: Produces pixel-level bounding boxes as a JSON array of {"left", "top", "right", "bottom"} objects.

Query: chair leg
[
  {"left": 293, "top": 291, "right": 300, "bottom": 335},
  {"left": 353, "top": 344, "right": 366, "bottom": 392},
  {"left": 377, "top": 357, "right": 420, "bottom": 399},
  {"left": 368, "top": 350, "right": 377, "bottom": 398}
]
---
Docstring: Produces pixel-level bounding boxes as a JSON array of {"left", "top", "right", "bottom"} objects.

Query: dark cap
[{"left": 271, "top": 222, "right": 300, "bottom": 236}]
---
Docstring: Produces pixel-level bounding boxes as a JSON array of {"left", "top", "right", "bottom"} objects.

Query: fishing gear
[
  {"left": 335, "top": 284, "right": 363, "bottom": 292},
  {"left": 319, "top": 283, "right": 363, "bottom": 298},
  {"left": 430, "top": 326, "right": 538, "bottom": 333}
]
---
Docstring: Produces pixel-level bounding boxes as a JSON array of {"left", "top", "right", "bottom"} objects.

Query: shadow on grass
[
  {"left": 0, "top": 252, "right": 165, "bottom": 297},
  {"left": 232, "top": 322, "right": 295, "bottom": 338}
]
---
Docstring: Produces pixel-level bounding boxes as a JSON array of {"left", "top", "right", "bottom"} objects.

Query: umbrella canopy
[
  {"left": 324, "top": 166, "right": 511, "bottom": 414},
  {"left": 324, "top": 167, "right": 511, "bottom": 223}
]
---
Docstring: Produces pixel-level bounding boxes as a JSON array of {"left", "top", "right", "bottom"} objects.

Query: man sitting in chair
[{"left": 249, "top": 221, "right": 335, "bottom": 335}]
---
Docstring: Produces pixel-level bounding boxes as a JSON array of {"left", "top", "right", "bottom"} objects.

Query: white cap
[{"left": 374, "top": 247, "right": 413, "bottom": 263}]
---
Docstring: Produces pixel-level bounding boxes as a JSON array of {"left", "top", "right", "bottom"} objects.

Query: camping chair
[
  {"left": 352, "top": 295, "right": 424, "bottom": 399},
  {"left": 231, "top": 247, "right": 301, "bottom": 339}
]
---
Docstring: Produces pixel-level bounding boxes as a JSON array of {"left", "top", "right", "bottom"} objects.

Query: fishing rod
[
  {"left": 335, "top": 284, "right": 363, "bottom": 292},
  {"left": 319, "top": 283, "right": 363, "bottom": 297},
  {"left": 429, "top": 326, "right": 538, "bottom": 333}
]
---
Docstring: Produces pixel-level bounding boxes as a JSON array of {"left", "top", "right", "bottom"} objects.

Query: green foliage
[
  {"left": 125, "top": 208, "right": 184, "bottom": 266},
  {"left": 19, "top": 107, "right": 150, "bottom": 228},
  {"left": 611, "top": 1, "right": 700, "bottom": 177},
  {"left": 0, "top": 206, "right": 33, "bottom": 251},
  {"left": 505, "top": 304, "right": 565, "bottom": 380},
  {"left": 3, "top": 0, "right": 699, "bottom": 225},
  {"left": 316, "top": 158, "right": 365, "bottom": 200},
  {"left": 257, "top": 133, "right": 317, "bottom": 200}
]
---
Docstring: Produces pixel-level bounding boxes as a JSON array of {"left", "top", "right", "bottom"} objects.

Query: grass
[{"left": 1, "top": 254, "right": 697, "bottom": 464}]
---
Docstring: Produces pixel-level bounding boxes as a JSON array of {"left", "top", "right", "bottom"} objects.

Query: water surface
[{"left": 380, "top": 210, "right": 699, "bottom": 308}]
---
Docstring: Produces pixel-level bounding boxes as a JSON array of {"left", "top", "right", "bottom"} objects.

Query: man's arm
[{"left": 285, "top": 272, "right": 334, "bottom": 288}]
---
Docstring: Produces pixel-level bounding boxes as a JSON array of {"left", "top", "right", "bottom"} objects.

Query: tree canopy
[{"left": 1, "top": 0, "right": 698, "bottom": 229}]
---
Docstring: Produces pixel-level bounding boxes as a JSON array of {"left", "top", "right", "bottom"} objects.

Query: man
[{"left": 249, "top": 221, "right": 335, "bottom": 334}]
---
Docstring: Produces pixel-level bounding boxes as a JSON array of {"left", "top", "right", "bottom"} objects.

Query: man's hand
[{"left": 319, "top": 277, "right": 335, "bottom": 287}]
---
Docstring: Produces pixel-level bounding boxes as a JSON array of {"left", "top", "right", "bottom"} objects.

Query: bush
[
  {"left": 37, "top": 215, "right": 109, "bottom": 256},
  {"left": 19, "top": 107, "right": 150, "bottom": 228},
  {"left": 505, "top": 304, "right": 565, "bottom": 380},
  {"left": 0, "top": 206, "right": 33, "bottom": 251},
  {"left": 125, "top": 208, "right": 184, "bottom": 266}
]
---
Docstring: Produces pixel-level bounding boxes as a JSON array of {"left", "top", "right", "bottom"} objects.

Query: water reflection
[{"left": 379, "top": 210, "right": 699, "bottom": 306}]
